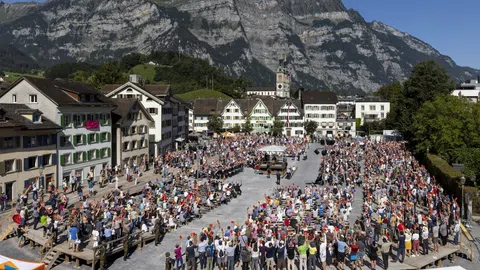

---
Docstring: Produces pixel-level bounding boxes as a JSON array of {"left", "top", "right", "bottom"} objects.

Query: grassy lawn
[
  {"left": 176, "top": 89, "right": 231, "bottom": 101},
  {"left": 3, "top": 71, "right": 43, "bottom": 83},
  {"left": 129, "top": 64, "right": 157, "bottom": 82}
]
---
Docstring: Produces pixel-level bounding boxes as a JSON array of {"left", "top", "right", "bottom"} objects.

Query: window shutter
[
  {"left": 52, "top": 154, "right": 57, "bottom": 165},
  {"left": 0, "top": 161, "right": 5, "bottom": 175},
  {"left": 15, "top": 137, "right": 20, "bottom": 148},
  {"left": 96, "top": 133, "right": 100, "bottom": 143},
  {"left": 96, "top": 149, "right": 100, "bottom": 159},
  {"left": 38, "top": 155, "right": 44, "bottom": 168},
  {"left": 107, "top": 148, "right": 111, "bottom": 157},
  {"left": 73, "top": 135, "right": 77, "bottom": 146},
  {"left": 15, "top": 159, "right": 22, "bottom": 172},
  {"left": 82, "top": 152, "right": 86, "bottom": 162},
  {"left": 82, "top": 134, "right": 86, "bottom": 145},
  {"left": 106, "top": 132, "right": 110, "bottom": 142},
  {"left": 87, "top": 134, "right": 91, "bottom": 144},
  {"left": 60, "top": 155, "right": 65, "bottom": 166},
  {"left": 81, "top": 114, "right": 86, "bottom": 126},
  {"left": 61, "top": 115, "right": 65, "bottom": 128},
  {"left": 24, "top": 158, "right": 29, "bottom": 171},
  {"left": 38, "top": 135, "right": 44, "bottom": 146},
  {"left": 73, "top": 153, "right": 78, "bottom": 164},
  {"left": 23, "top": 136, "right": 30, "bottom": 148},
  {"left": 52, "top": 134, "right": 57, "bottom": 145},
  {"left": 88, "top": 151, "right": 92, "bottom": 161}
]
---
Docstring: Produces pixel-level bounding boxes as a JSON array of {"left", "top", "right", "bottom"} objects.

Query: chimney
[
  {"left": 477, "top": 74, "right": 480, "bottom": 84},
  {"left": 297, "top": 88, "right": 303, "bottom": 101},
  {"left": 129, "top": 74, "right": 142, "bottom": 84}
]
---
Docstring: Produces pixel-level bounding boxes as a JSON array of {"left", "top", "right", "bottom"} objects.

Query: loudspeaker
[
  {"left": 314, "top": 149, "right": 320, "bottom": 155},
  {"left": 320, "top": 139, "right": 325, "bottom": 145},
  {"left": 321, "top": 150, "right": 327, "bottom": 156}
]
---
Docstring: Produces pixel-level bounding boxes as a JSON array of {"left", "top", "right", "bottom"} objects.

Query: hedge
[{"left": 425, "top": 154, "right": 480, "bottom": 214}]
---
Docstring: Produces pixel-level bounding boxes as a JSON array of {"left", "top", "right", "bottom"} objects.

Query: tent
[
  {"left": 0, "top": 255, "right": 45, "bottom": 270},
  {"left": 258, "top": 145, "right": 287, "bottom": 154}
]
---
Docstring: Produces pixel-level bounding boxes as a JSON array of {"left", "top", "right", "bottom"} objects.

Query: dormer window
[
  {"left": 0, "top": 110, "right": 5, "bottom": 121},
  {"left": 29, "top": 94, "right": 38, "bottom": 103},
  {"left": 89, "top": 95, "right": 95, "bottom": 102},
  {"left": 33, "top": 114, "right": 42, "bottom": 123},
  {"left": 80, "top": 94, "right": 87, "bottom": 101}
]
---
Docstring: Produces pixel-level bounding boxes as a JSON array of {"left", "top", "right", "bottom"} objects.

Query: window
[
  {"left": 74, "top": 152, "right": 83, "bottom": 163},
  {"left": 63, "top": 153, "right": 72, "bottom": 165},
  {"left": 89, "top": 133, "right": 96, "bottom": 144},
  {"left": 136, "top": 95, "right": 142, "bottom": 101},
  {"left": 75, "top": 134, "right": 83, "bottom": 145},
  {"left": 117, "top": 94, "right": 124, "bottom": 98},
  {"left": 60, "top": 135, "right": 71, "bottom": 147},
  {"left": 33, "top": 114, "right": 41, "bottom": 123},
  {"left": 29, "top": 94, "right": 38, "bottom": 103},
  {"left": 234, "top": 109, "right": 239, "bottom": 113},
  {"left": 0, "top": 111, "right": 4, "bottom": 121},
  {"left": 122, "top": 127, "right": 129, "bottom": 136},
  {"left": 88, "top": 150, "right": 96, "bottom": 160},
  {"left": 12, "top": 94, "right": 17, "bottom": 103},
  {"left": 381, "top": 105, "right": 385, "bottom": 111},
  {"left": 133, "top": 141, "right": 138, "bottom": 149},
  {"left": 226, "top": 109, "right": 230, "bottom": 113},
  {"left": 101, "top": 132, "right": 109, "bottom": 142},
  {"left": 64, "top": 114, "right": 72, "bottom": 128},
  {"left": 73, "top": 114, "right": 83, "bottom": 127},
  {"left": 149, "top": 108, "right": 158, "bottom": 115},
  {"left": 123, "top": 141, "right": 130, "bottom": 151},
  {"left": 361, "top": 105, "right": 365, "bottom": 111},
  {"left": 4, "top": 159, "right": 15, "bottom": 173},
  {"left": 137, "top": 113, "right": 143, "bottom": 120},
  {"left": 3, "top": 137, "right": 18, "bottom": 148},
  {"left": 42, "top": 154, "right": 51, "bottom": 167},
  {"left": 26, "top": 156, "right": 37, "bottom": 170},
  {"left": 131, "top": 126, "right": 137, "bottom": 134},
  {"left": 142, "top": 139, "right": 148, "bottom": 148},
  {"left": 369, "top": 105, "right": 376, "bottom": 110},
  {"left": 381, "top": 113, "right": 385, "bottom": 118}
]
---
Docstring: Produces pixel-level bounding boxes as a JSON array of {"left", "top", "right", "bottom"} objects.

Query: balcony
[
  {"left": 336, "top": 115, "right": 355, "bottom": 122},
  {"left": 337, "top": 105, "right": 355, "bottom": 113},
  {"left": 364, "top": 114, "right": 379, "bottom": 122}
]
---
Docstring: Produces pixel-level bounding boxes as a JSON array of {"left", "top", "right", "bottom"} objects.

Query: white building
[
  {"left": 221, "top": 99, "right": 245, "bottom": 130},
  {"left": 302, "top": 91, "right": 338, "bottom": 136},
  {"left": 452, "top": 78, "right": 480, "bottom": 103},
  {"left": 188, "top": 107, "right": 194, "bottom": 132},
  {"left": 355, "top": 98, "right": 390, "bottom": 125},
  {"left": 248, "top": 99, "right": 274, "bottom": 133},
  {"left": 275, "top": 100, "right": 304, "bottom": 136},
  {"left": 0, "top": 77, "right": 115, "bottom": 187}
]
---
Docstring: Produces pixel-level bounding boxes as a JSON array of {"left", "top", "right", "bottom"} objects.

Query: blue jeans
[
  {"left": 454, "top": 231, "right": 459, "bottom": 245},
  {"left": 176, "top": 257, "right": 184, "bottom": 270},
  {"left": 199, "top": 252, "right": 206, "bottom": 269},
  {"left": 227, "top": 256, "right": 235, "bottom": 270},
  {"left": 396, "top": 248, "right": 405, "bottom": 262}
]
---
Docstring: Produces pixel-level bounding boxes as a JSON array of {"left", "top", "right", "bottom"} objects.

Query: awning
[
  {"left": 0, "top": 254, "right": 45, "bottom": 270},
  {"left": 175, "top": 137, "right": 185, "bottom": 142},
  {"left": 258, "top": 145, "right": 287, "bottom": 154}
]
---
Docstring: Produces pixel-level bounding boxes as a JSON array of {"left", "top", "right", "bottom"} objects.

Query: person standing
[
  {"left": 394, "top": 231, "right": 405, "bottom": 263},
  {"left": 307, "top": 240, "right": 317, "bottom": 270},
  {"left": 319, "top": 237, "right": 327, "bottom": 270},
  {"left": 240, "top": 246, "right": 252, "bottom": 270},
  {"left": 123, "top": 234, "right": 130, "bottom": 261},
  {"left": 198, "top": 236, "right": 207, "bottom": 270},
  {"left": 369, "top": 241, "right": 378, "bottom": 270},
  {"left": 251, "top": 243, "right": 261, "bottom": 270},
  {"left": 99, "top": 242, "right": 107, "bottom": 270},
  {"left": 297, "top": 241, "right": 308, "bottom": 270},
  {"left": 276, "top": 171, "right": 281, "bottom": 185},
  {"left": 276, "top": 241, "right": 287, "bottom": 270},
  {"left": 205, "top": 240, "right": 215, "bottom": 270},
  {"left": 380, "top": 237, "right": 392, "bottom": 270},
  {"left": 336, "top": 237, "right": 347, "bottom": 270}
]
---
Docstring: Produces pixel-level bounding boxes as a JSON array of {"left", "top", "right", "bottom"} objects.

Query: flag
[{"left": 86, "top": 120, "right": 99, "bottom": 129}]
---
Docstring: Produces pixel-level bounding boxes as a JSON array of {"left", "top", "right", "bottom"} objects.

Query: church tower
[{"left": 276, "top": 54, "right": 291, "bottom": 98}]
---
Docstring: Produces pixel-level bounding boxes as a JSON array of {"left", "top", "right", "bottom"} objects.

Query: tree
[
  {"left": 231, "top": 124, "right": 241, "bottom": 133},
  {"left": 396, "top": 61, "right": 455, "bottom": 141},
  {"left": 89, "top": 62, "right": 127, "bottom": 89},
  {"left": 0, "top": 70, "right": 5, "bottom": 76},
  {"left": 271, "top": 119, "right": 284, "bottom": 137},
  {"left": 207, "top": 114, "right": 223, "bottom": 134},
  {"left": 304, "top": 120, "right": 319, "bottom": 136},
  {"left": 375, "top": 82, "right": 404, "bottom": 129},
  {"left": 413, "top": 95, "right": 475, "bottom": 158},
  {"left": 119, "top": 53, "right": 146, "bottom": 71},
  {"left": 361, "top": 120, "right": 386, "bottom": 135},
  {"left": 242, "top": 116, "right": 253, "bottom": 133}
]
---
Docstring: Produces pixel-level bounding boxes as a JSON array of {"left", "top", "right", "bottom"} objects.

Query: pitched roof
[
  {"left": 1, "top": 77, "right": 115, "bottom": 107},
  {"left": 102, "top": 83, "right": 170, "bottom": 96},
  {"left": 0, "top": 103, "right": 61, "bottom": 130},
  {"left": 110, "top": 98, "right": 154, "bottom": 123},
  {"left": 301, "top": 91, "right": 338, "bottom": 105}
]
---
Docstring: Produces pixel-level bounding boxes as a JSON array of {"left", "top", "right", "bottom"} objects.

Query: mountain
[
  {"left": 0, "top": 1, "right": 41, "bottom": 23},
  {"left": 0, "top": 0, "right": 477, "bottom": 94}
]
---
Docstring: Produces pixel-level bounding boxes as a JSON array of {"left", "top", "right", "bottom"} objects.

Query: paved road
[{"left": 349, "top": 160, "right": 365, "bottom": 225}]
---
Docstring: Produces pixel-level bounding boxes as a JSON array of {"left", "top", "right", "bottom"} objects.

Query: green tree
[
  {"left": 89, "top": 62, "right": 127, "bottom": 89},
  {"left": 207, "top": 114, "right": 224, "bottom": 134},
  {"left": 271, "top": 119, "right": 284, "bottom": 137},
  {"left": 413, "top": 95, "right": 472, "bottom": 158},
  {"left": 375, "top": 82, "right": 404, "bottom": 129},
  {"left": 396, "top": 61, "right": 455, "bottom": 141},
  {"left": 231, "top": 124, "right": 241, "bottom": 133},
  {"left": 71, "top": 70, "right": 92, "bottom": 83},
  {"left": 361, "top": 120, "right": 386, "bottom": 135},
  {"left": 119, "top": 53, "right": 146, "bottom": 71},
  {"left": 0, "top": 70, "right": 5, "bottom": 76},
  {"left": 304, "top": 120, "right": 319, "bottom": 136},
  {"left": 242, "top": 116, "right": 253, "bottom": 133}
]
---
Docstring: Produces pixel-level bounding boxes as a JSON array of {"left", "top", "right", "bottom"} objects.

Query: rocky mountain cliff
[{"left": 0, "top": 0, "right": 477, "bottom": 94}]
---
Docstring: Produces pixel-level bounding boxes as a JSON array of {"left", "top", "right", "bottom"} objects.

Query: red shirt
[{"left": 350, "top": 244, "right": 359, "bottom": 255}]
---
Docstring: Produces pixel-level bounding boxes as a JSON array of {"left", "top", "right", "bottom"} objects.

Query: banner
[{"left": 85, "top": 120, "right": 99, "bottom": 129}]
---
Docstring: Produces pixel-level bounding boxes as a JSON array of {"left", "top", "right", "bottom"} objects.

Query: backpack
[
  {"left": 206, "top": 245, "right": 214, "bottom": 257},
  {"left": 218, "top": 248, "right": 224, "bottom": 258}
]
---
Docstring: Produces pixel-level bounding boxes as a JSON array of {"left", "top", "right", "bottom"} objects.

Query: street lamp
[{"left": 460, "top": 175, "right": 466, "bottom": 220}]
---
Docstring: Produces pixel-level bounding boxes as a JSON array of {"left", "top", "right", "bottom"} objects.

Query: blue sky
[{"left": 4, "top": 0, "right": 479, "bottom": 69}]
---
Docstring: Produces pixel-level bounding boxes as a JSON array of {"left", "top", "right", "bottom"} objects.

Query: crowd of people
[
  {"left": 9, "top": 134, "right": 307, "bottom": 268},
  {"left": 164, "top": 138, "right": 462, "bottom": 270}
]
